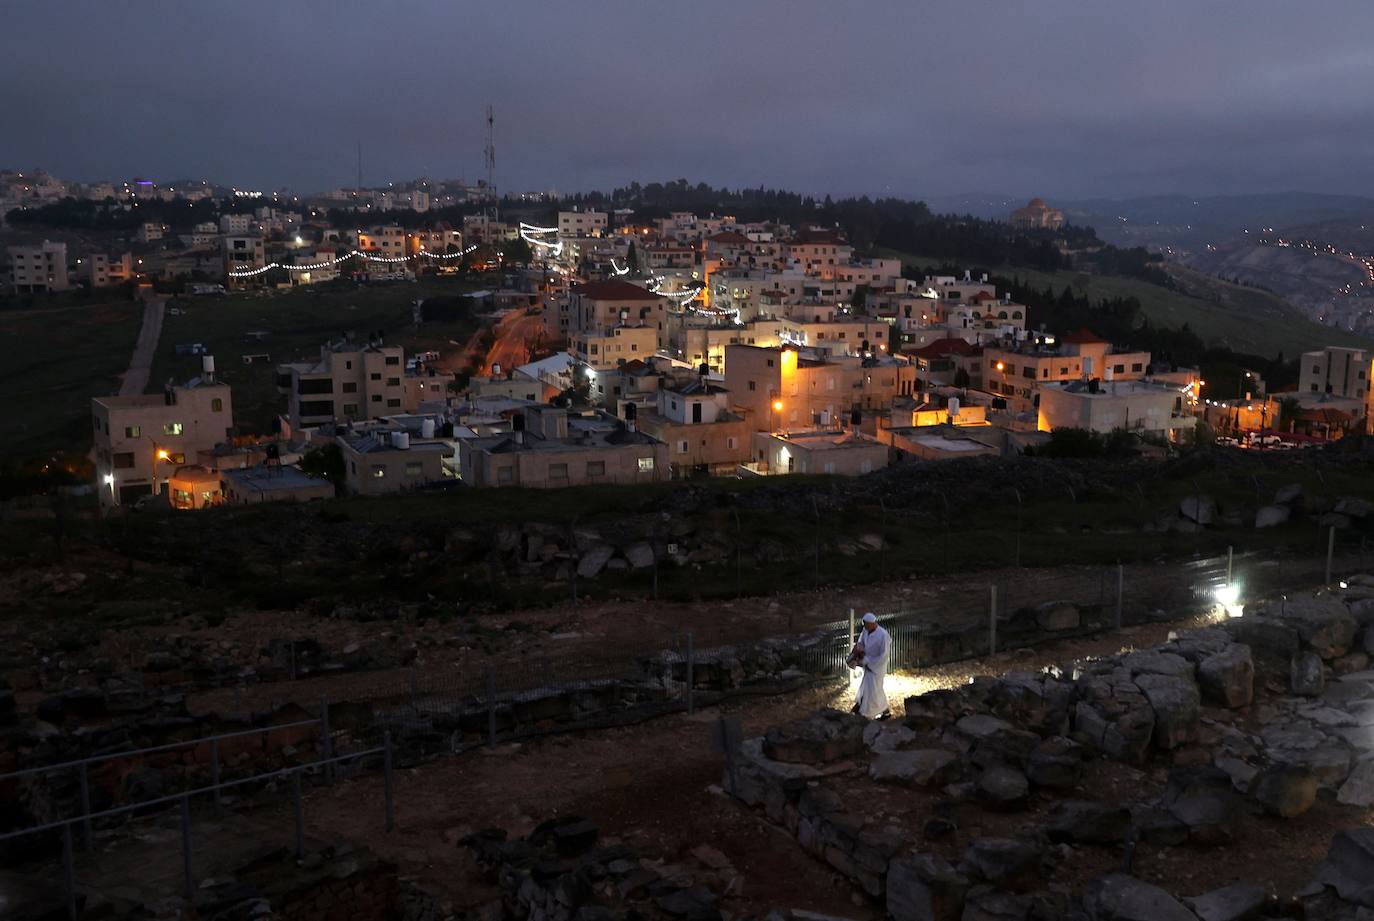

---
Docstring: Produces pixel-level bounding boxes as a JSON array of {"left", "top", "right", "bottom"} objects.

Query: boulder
[
  {"left": 987, "top": 673, "right": 1073, "bottom": 736},
  {"left": 763, "top": 709, "right": 866, "bottom": 764},
  {"left": 1073, "top": 672, "right": 1156, "bottom": 763},
  {"left": 1254, "top": 505, "right": 1291, "bottom": 529},
  {"left": 975, "top": 765, "right": 1029, "bottom": 810},
  {"left": 1337, "top": 497, "right": 1374, "bottom": 519},
  {"left": 1167, "top": 792, "right": 1238, "bottom": 845},
  {"left": 576, "top": 544, "right": 614, "bottom": 579},
  {"left": 1274, "top": 595, "right": 1358, "bottom": 659},
  {"left": 960, "top": 888, "right": 1034, "bottom": 921},
  {"left": 1122, "top": 650, "right": 1195, "bottom": 679},
  {"left": 1254, "top": 763, "right": 1319, "bottom": 818},
  {"left": 870, "top": 749, "right": 962, "bottom": 787},
  {"left": 1035, "top": 602, "right": 1080, "bottom": 632},
  {"left": 1292, "top": 652, "right": 1326, "bottom": 697},
  {"left": 1080, "top": 874, "right": 1198, "bottom": 921},
  {"left": 1180, "top": 495, "right": 1217, "bottom": 526},
  {"left": 960, "top": 837, "right": 1041, "bottom": 889},
  {"left": 1134, "top": 673, "right": 1200, "bottom": 750},
  {"left": 1026, "top": 736, "right": 1085, "bottom": 789},
  {"left": 1184, "top": 882, "right": 1266, "bottom": 921},
  {"left": 1338, "top": 758, "right": 1374, "bottom": 807},
  {"left": 886, "top": 853, "right": 968, "bottom": 921},
  {"left": 864, "top": 721, "right": 917, "bottom": 753},
  {"left": 623, "top": 542, "right": 655, "bottom": 569},
  {"left": 1197, "top": 645, "right": 1254, "bottom": 708},
  {"left": 1045, "top": 800, "right": 1131, "bottom": 845},
  {"left": 1274, "top": 483, "right": 1305, "bottom": 506},
  {"left": 1310, "top": 828, "right": 1374, "bottom": 906}
]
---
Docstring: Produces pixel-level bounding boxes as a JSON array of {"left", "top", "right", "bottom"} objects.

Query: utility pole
[
  {"left": 356, "top": 139, "right": 362, "bottom": 200},
  {"left": 484, "top": 105, "right": 497, "bottom": 225}
]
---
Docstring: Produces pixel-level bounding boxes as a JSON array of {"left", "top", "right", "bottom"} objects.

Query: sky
[{"left": 3, "top": 0, "right": 1374, "bottom": 201}]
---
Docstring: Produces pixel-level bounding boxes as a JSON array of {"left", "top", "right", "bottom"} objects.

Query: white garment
[{"left": 854, "top": 624, "right": 890, "bottom": 718}]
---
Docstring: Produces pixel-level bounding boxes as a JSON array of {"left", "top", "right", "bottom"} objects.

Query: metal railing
[{"left": 0, "top": 731, "right": 395, "bottom": 921}]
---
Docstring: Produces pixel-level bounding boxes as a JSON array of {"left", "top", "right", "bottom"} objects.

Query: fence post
[
  {"left": 1327, "top": 526, "right": 1337, "bottom": 587},
  {"left": 686, "top": 632, "right": 695, "bottom": 715},
  {"left": 180, "top": 794, "right": 193, "bottom": 899},
  {"left": 849, "top": 609, "right": 856, "bottom": 646},
  {"left": 291, "top": 770, "right": 304, "bottom": 858},
  {"left": 485, "top": 666, "right": 497, "bottom": 748},
  {"left": 62, "top": 823, "right": 77, "bottom": 921},
  {"left": 78, "top": 762, "right": 92, "bottom": 849},
  {"left": 1115, "top": 563, "right": 1124, "bottom": 630},
  {"left": 383, "top": 732, "right": 395, "bottom": 833},
  {"left": 989, "top": 585, "right": 998, "bottom": 656},
  {"left": 1227, "top": 545, "right": 1233, "bottom": 586},
  {"left": 211, "top": 738, "right": 222, "bottom": 806},
  {"left": 319, "top": 696, "right": 333, "bottom": 785}
]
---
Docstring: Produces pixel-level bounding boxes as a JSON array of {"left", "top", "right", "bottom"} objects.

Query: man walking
[{"left": 852, "top": 612, "right": 890, "bottom": 719}]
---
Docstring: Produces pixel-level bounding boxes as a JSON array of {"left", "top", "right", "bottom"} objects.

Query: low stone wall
[{"left": 728, "top": 578, "right": 1374, "bottom": 919}]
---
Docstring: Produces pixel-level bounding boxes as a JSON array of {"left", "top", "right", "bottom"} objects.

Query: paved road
[
  {"left": 119, "top": 296, "right": 165, "bottom": 396},
  {"left": 481, "top": 307, "right": 546, "bottom": 376}
]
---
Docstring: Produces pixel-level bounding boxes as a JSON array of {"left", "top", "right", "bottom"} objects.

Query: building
[
  {"left": 1299, "top": 347, "right": 1370, "bottom": 400},
  {"left": 745, "top": 427, "right": 890, "bottom": 476},
  {"left": 878, "top": 425, "right": 1001, "bottom": 462},
  {"left": 558, "top": 210, "right": 608, "bottom": 238},
  {"left": 82, "top": 252, "right": 134, "bottom": 288},
  {"left": 277, "top": 338, "right": 407, "bottom": 432},
  {"left": 338, "top": 429, "right": 452, "bottom": 496},
  {"left": 137, "top": 222, "right": 166, "bottom": 243},
  {"left": 723, "top": 344, "right": 917, "bottom": 433},
  {"left": 223, "top": 234, "right": 266, "bottom": 284},
  {"left": 91, "top": 375, "right": 234, "bottom": 509},
  {"left": 983, "top": 329, "right": 1150, "bottom": 414},
  {"left": 220, "top": 464, "right": 336, "bottom": 505},
  {"left": 1037, "top": 379, "right": 1193, "bottom": 439},
  {"left": 220, "top": 213, "right": 254, "bottom": 235},
  {"left": 637, "top": 377, "right": 751, "bottom": 476},
  {"left": 1009, "top": 198, "right": 1065, "bottom": 231},
  {"left": 575, "top": 325, "right": 658, "bottom": 371},
  {"left": 7, "top": 240, "right": 68, "bottom": 292},
  {"left": 458, "top": 406, "right": 668, "bottom": 488},
  {"left": 167, "top": 466, "right": 223, "bottom": 509}
]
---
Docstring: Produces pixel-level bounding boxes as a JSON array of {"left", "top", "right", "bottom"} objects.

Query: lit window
[
  {"left": 124, "top": 425, "right": 141, "bottom": 438},
  {"left": 371, "top": 466, "right": 386, "bottom": 478},
  {"left": 638, "top": 457, "right": 655, "bottom": 472},
  {"left": 163, "top": 423, "right": 183, "bottom": 435},
  {"left": 211, "top": 398, "right": 223, "bottom": 412},
  {"left": 405, "top": 462, "right": 422, "bottom": 476}
]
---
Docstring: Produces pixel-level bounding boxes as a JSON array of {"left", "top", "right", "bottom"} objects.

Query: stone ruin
[{"left": 727, "top": 575, "right": 1374, "bottom": 920}]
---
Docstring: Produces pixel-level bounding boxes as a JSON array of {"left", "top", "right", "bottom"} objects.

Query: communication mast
[{"left": 483, "top": 105, "right": 497, "bottom": 223}]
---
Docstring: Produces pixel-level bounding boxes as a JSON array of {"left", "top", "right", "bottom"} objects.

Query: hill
[{"left": 885, "top": 249, "right": 1374, "bottom": 358}]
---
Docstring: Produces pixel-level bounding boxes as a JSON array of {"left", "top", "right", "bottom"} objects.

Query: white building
[
  {"left": 559, "top": 210, "right": 608, "bottom": 238},
  {"left": 7, "top": 240, "right": 68, "bottom": 292}
]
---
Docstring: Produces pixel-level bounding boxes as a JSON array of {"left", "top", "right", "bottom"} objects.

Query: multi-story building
[
  {"left": 1009, "top": 197, "right": 1065, "bottom": 231},
  {"left": 82, "top": 252, "right": 135, "bottom": 288},
  {"left": 458, "top": 406, "right": 668, "bottom": 488},
  {"left": 219, "top": 213, "right": 254, "bottom": 235},
  {"left": 137, "top": 222, "right": 165, "bottom": 243},
  {"left": 1299, "top": 347, "right": 1370, "bottom": 400},
  {"left": 637, "top": 377, "right": 751, "bottom": 476},
  {"left": 723, "top": 344, "right": 916, "bottom": 433},
  {"left": 276, "top": 338, "right": 407, "bottom": 431},
  {"left": 574, "top": 325, "right": 658, "bottom": 371},
  {"left": 558, "top": 210, "right": 607, "bottom": 238},
  {"left": 785, "top": 230, "right": 853, "bottom": 277},
  {"left": 91, "top": 375, "right": 234, "bottom": 509},
  {"left": 7, "top": 240, "right": 68, "bottom": 292},
  {"left": 222, "top": 234, "right": 265, "bottom": 285},
  {"left": 982, "top": 329, "right": 1150, "bottom": 413}
]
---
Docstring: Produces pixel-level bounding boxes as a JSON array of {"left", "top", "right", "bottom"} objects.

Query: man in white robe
[{"left": 853, "top": 612, "right": 890, "bottom": 719}]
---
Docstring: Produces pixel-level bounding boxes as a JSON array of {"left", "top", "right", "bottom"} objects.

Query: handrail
[
  {"left": 0, "top": 718, "right": 322, "bottom": 783},
  {"left": 0, "top": 745, "right": 381, "bottom": 843}
]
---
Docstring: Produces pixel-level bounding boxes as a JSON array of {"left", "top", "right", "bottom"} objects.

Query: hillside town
[{"left": 3, "top": 171, "right": 1371, "bottom": 508}]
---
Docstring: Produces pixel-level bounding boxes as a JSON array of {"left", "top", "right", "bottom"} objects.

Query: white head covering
[{"left": 862, "top": 612, "right": 877, "bottom": 624}]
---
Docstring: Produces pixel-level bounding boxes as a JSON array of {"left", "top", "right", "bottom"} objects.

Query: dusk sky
[{"left": 4, "top": 1, "right": 1372, "bottom": 200}]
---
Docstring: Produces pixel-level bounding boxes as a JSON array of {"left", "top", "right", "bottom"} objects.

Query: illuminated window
[
  {"left": 163, "top": 422, "right": 183, "bottom": 435},
  {"left": 124, "top": 425, "right": 141, "bottom": 438},
  {"left": 638, "top": 457, "right": 655, "bottom": 472}
]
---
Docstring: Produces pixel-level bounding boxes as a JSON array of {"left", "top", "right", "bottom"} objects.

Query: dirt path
[{"left": 118, "top": 296, "right": 165, "bottom": 396}]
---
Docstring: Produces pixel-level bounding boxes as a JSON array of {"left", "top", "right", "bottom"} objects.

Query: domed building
[{"left": 1009, "top": 197, "right": 1065, "bottom": 230}]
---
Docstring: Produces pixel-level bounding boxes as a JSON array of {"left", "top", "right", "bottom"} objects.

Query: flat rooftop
[
  {"left": 221, "top": 465, "right": 331, "bottom": 492},
  {"left": 772, "top": 430, "right": 881, "bottom": 450}
]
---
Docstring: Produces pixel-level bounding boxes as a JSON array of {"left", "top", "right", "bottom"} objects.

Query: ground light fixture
[{"left": 1214, "top": 583, "right": 1243, "bottom": 617}]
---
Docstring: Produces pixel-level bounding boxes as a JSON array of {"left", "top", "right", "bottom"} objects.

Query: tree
[
  {"left": 503, "top": 237, "right": 532, "bottom": 266},
  {"left": 300, "top": 444, "right": 345, "bottom": 494},
  {"left": 1278, "top": 396, "right": 1301, "bottom": 432},
  {"left": 952, "top": 367, "right": 971, "bottom": 390},
  {"left": 850, "top": 284, "right": 868, "bottom": 311},
  {"left": 626, "top": 240, "right": 640, "bottom": 275}
]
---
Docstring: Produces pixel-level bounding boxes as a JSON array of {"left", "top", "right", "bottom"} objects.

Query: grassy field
[
  {"left": 148, "top": 276, "right": 490, "bottom": 435},
  {"left": 884, "top": 250, "right": 1374, "bottom": 357},
  {"left": 0, "top": 295, "right": 144, "bottom": 460}
]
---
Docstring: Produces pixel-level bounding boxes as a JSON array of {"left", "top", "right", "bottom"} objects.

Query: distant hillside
[{"left": 887, "top": 250, "right": 1374, "bottom": 358}]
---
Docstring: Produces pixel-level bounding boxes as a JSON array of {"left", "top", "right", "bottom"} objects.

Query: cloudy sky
[{"left": 3, "top": 1, "right": 1371, "bottom": 199}]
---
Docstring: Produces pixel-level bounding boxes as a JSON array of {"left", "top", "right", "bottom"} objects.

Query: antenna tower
[{"left": 484, "top": 105, "right": 497, "bottom": 222}]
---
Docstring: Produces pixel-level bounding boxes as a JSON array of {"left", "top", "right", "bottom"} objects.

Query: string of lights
[
  {"left": 518, "top": 222, "right": 564, "bottom": 257},
  {"left": 227, "top": 244, "right": 479, "bottom": 278}
]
